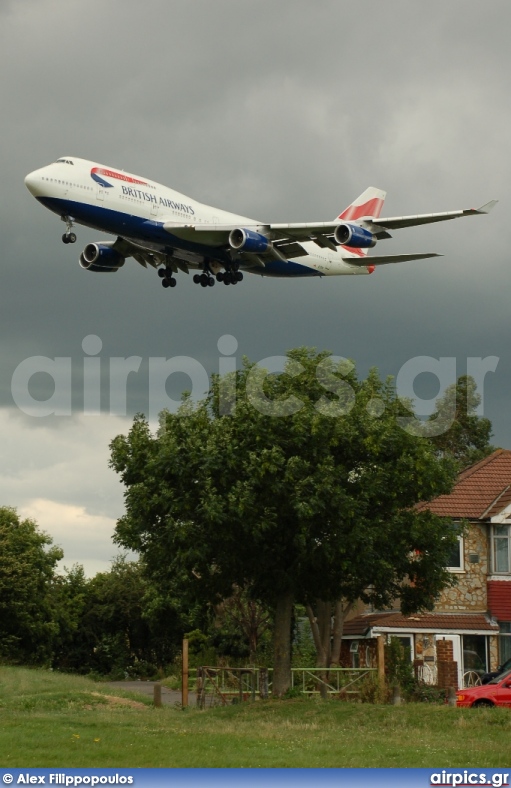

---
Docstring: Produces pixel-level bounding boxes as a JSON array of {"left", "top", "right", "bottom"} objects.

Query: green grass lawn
[{"left": 0, "top": 666, "right": 509, "bottom": 767}]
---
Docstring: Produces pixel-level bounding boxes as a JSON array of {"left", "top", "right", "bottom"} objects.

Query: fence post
[
  {"left": 377, "top": 635, "right": 385, "bottom": 684},
  {"left": 196, "top": 667, "right": 204, "bottom": 709},
  {"left": 182, "top": 638, "right": 189, "bottom": 709},
  {"left": 153, "top": 682, "right": 162, "bottom": 708},
  {"left": 260, "top": 667, "right": 269, "bottom": 699}
]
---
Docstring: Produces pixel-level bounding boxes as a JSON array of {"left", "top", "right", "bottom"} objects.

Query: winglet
[{"left": 475, "top": 200, "right": 498, "bottom": 214}]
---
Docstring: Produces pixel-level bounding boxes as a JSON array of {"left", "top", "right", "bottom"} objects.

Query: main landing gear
[
  {"left": 193, "top": 272, "right": 215, "bottom": 287},
  {"left": 216, "top": 269, "right": 243, "bottom": 285},
  {"left": 158, "top": 267, "right": 177, "bottom": 288},
  {"left": 61, "top": 216, "right": 76, "bottom": 244}
]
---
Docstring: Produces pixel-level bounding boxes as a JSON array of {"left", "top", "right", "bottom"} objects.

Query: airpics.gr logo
[{"left": 90, "top": 167, "right": 151, "bottom": 189}]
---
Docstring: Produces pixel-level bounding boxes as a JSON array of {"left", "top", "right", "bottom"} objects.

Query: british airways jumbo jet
[{"left": 24, "top": 157, "right": 496, "bottom": 290}]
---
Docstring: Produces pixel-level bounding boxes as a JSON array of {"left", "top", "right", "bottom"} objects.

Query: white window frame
[
  {"left": 492, "top": 524, "right": 511, "bottom": 575},
  {"left": 447, "top": 535, "right": 464, "bottom": 573},
  {"left": 389, "top": 634, "right": 414, "bottom": 662}
]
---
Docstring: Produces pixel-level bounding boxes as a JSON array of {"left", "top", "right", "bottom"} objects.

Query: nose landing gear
[{"left": 61, "top": 216, "right": 76, "bottom": 244}]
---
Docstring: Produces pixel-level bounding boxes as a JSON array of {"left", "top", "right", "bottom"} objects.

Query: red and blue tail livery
[{"left": 24, "top": 157, "right": 497, "bottom": 291}]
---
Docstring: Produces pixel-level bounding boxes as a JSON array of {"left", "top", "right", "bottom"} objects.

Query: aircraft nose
[{"left": 24, "top": 168, "right": 42, "bottom": 195}]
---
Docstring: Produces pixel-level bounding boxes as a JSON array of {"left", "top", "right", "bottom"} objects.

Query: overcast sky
[{"left": 1, "top": 0, "right": 510, "bottom": 574}]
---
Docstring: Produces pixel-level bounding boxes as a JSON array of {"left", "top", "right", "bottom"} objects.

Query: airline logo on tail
[{"left": 338, "top": 187, "right": 386, "bottom": 221}]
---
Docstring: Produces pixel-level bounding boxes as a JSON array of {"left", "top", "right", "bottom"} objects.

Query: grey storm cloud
[{"left": 0, "top": 0, "right": 509, "bottom": 572}]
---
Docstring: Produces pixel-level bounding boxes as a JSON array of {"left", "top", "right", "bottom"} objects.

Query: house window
[
  {"left": 499, "top": 622, "right": 511, "bottom": 664},
  {"left": 447, "top": 536, "right": 464, "bottom": 571},
  {"left": 390, "top": 635, "right": 413, "bottom": 661},
  {"left": 492, "top": 525, "right": 511, "bottom": 573},
  {"left": 462, "top": 634, "right": 488, "bottom": 676}
]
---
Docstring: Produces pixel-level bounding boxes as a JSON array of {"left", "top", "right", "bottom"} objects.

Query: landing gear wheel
[
  {"left": 216, "top": 271, "right": 224, "bottom": 282},
  {"left": 193, "top": 274, "right": 201, "bottom": 284},
  {"left": 61, "top": 216, "right": 76, "bottom": 243},
  {"left": 208, "top": 277, "right": 215, "bottom": 287},
  {"left": 158, "top": 268, "right": 166, "bottom": 278},
  {"left": 169, "top": 278, "right": 177, "bottom": 288},
  {"left": 236, "top": 271, "right": 243, "bottom": 281},
  {"left": 162, "top": 278, "right": 170, "bottom": 288}
]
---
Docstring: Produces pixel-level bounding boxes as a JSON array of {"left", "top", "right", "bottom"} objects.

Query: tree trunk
[
  {"left": 317, "top": 600, "right": 332, "bottom": 668},
  {"left": 307, "top": 600, "right": 332, "bottom": 699},
  {"left": 331, "top": 599, "right": 349, "bottom": 666},
  {"left": 306, "top": 602, "right": 323, "bottom": 661},
  {"left": 272, "top": 590, "right": 294, "bottom": 697}
]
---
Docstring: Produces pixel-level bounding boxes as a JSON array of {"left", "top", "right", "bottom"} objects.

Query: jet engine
[
  {"left": 334, "top": 224, "right": 376, "bottom": 248},
  {"left": 229, "top": 228, "right": 270, "bottom": 254},
  {"left": 79, "top": 243, "right": 125, "bottom": 272}
]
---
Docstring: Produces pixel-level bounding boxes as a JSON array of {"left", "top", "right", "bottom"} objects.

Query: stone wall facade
[{"left": 436, "top": 523, "right": 488, "bottom": 612}]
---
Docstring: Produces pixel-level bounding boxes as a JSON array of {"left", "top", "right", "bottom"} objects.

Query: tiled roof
[
  {"left": 344, "top": 611, "right": 499, "bottom": 635},
  {"left": 417, "top": 449, "right": 511, "bottom": 519}
]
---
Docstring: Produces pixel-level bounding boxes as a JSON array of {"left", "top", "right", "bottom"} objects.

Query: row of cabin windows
[{"left": 447, "top": 524, "right": 511, "bottom": 574}]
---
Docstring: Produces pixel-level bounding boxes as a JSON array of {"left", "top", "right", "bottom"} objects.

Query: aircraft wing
[
  {"left": 164, "top": 222, "right": 312, "bottom": 261},
  {"left": 164, "top": 198, "right": 497, "bottom": 256},
  {"left": 166, "top": 221, "right": 326, "bottom": 254},
  {"left": 110, "top": 236, "right": 198, "bottom": 273},
  {"left": 161, "top": 198, "right": 497, "bottom": 267},
  {"left": 110, "top": 237, "right": 161, "bottom": 267},
  {"left": 365, "top": 201, "right": 498, "bottom": 234},
  {"left": 345, "top": 253, "right": 443, "bottom": 266}
]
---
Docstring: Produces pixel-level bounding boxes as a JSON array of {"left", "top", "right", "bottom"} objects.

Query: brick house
[{"left": 341, "top": 449, "right": 511, "bottom": 688}]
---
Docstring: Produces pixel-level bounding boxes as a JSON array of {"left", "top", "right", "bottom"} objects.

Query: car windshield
[{"left": 489, "top": 668, "right": 511, "bottom": 685}]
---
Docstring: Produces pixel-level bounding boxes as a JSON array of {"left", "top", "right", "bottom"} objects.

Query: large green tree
[
  {"left": 110, "top": 349, "right": 459, "bottom": 695},
  {"left": 0, "top": 507, "right": 63, "bottom": 664},
  {"left": 428, "top": 375, "right": 495, "bottom": 469},
  {"left": 61, "top": 557, "right": 183, "bottom": 676}
]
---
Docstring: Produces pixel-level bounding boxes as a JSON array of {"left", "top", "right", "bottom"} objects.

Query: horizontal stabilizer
[{"left": 344, "top": 253, "right": 443, "bottom": 267}]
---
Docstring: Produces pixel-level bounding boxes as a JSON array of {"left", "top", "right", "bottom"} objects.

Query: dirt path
[{"left": 108, "top": 680, "right": 196, "bottom": 707}]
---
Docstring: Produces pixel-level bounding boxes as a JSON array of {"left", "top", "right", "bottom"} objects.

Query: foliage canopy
[{"left": 110, "top": 348, "right": 460, "bottom": 693}]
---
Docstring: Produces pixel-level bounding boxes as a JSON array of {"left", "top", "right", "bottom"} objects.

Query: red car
[{"left": 457, "top": 669, "right": 511, "bottom": 707}]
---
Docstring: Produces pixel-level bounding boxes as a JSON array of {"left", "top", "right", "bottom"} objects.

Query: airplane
[{"left": 24, "top": 157, "right": 497, "bottom": 290}]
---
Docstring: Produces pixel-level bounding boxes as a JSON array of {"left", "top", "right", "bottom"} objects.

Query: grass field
[{"left": 0, "top": 666, "right": 509, "bottom": 767}]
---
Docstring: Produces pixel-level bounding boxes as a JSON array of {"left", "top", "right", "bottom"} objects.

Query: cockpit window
[{"left": 56, "top": 159, "right": 74, "bottom": 165}]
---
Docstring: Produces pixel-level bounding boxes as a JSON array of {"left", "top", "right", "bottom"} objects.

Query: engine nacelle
[
  {"left": 229, "top": 228, "right": 270, "bottom": 254},
  {"left": 334, "top": 223, "right": 376, "bottom": 248},
  {"left": 79, "top": 243, "right": 125, "bottom": 272}
]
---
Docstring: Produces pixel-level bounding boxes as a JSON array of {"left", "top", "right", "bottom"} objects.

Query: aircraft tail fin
[
  {"left": 336, "top": 187, "right": 386, "bottom": 258},
  {"left": 337, "top": 187, "right": 386, "bottom": 222}
]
